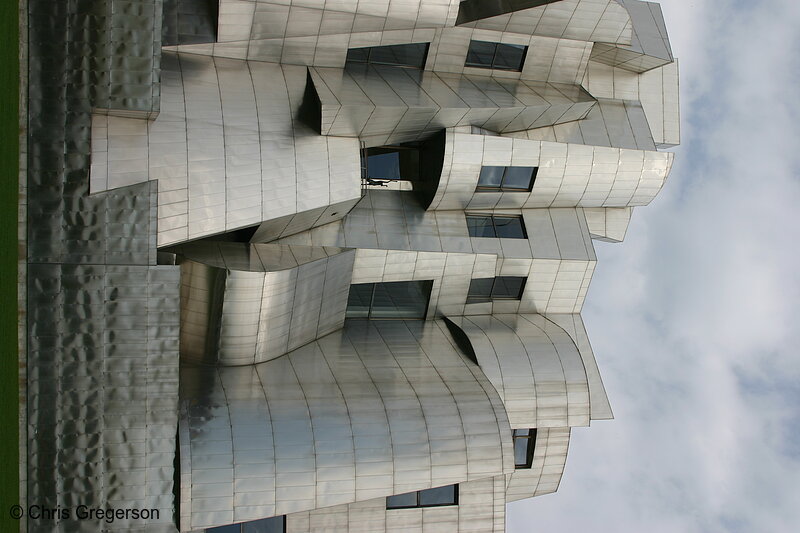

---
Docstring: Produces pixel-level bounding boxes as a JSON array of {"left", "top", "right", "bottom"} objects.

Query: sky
[{"left": 508, "top": 1, "right": 800, "bottom": 532}]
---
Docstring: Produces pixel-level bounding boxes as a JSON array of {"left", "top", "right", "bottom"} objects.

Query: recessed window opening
[
  {"left": 362, "top": 145, "right": 421, "bottom": 187},
  {"left": 346, "top": 43, "right": 430, "bottom": 68},
  {"left": 386, "top": 484, "right": 459, "bottom": 509},
  {"left": 346, "top": 280, "right": 433, "bottom": 319},
  {"left": 476, "top": 166, "right": 538, "bottom": 191},
  {"left": 466, "top": 276, "right": 526, "bottom": 304},
  {"left": 466, "top": 214, "right": 527, "bottom": 239},
  {"left": 513, "top": 428, "right": 537, "bottom": 469},
  {"left": 205, "top": 515, "right": 286, "bottom": 533},
  {"left": 465, "top": 40, "right": 528, "bottom": 71}
]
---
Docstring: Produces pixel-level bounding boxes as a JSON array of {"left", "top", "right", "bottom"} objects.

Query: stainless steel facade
[{"left": 24, "top": 1, "right": 679, "bottom": 532}]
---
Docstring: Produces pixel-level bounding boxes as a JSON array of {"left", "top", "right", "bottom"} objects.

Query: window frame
[
  {"left": 466, "top": 276, "right": 527, "bottom": 304},
  {"left": 465, "top": 40, "right": 529, "bottom": 71},
  {"left": 475, "top": 165, "right": 538, "bottom": 192},
  {"left": 346, "top": 42, "right": 430, "bottom": 69},
  {"left": 346, "top": 280, "right": 433, "bottom": 320},
  {"left": 386, "top": 484, "right": 460, "bottom": 510},
  {"left": 512, "top": 428, "right": 537, "bottom": 469},
  {"left": 465, "top": 214, "right": 528, "bottom": 239},
  {"left": 205, "top": 515, "right": 286, "bottom": 533}
]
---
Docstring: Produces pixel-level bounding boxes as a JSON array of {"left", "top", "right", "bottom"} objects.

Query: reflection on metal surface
[
  {"left": 179, "top": 319, "right": 513, "bottom": 530},
  {"left": 311, "top": 66, "right": 596, "bottom": 144},
  {"left": 26, "top": 1, "right": 180, "bottom": 531},
  {"left": 590, "top": 0, "right": 674, "bottom": 73},
  {"left": 176, "top": 243, "right": 355, "bottom": 366},
  {"left": 456, "top": 0, "right": 561, "bottom": 25},
  {"left": 26, "top": 0, "right": 679, "bottom": 531}
]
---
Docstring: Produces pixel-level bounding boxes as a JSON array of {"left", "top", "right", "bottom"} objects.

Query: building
[{"left": 22, "top": 0, "right": 678, "bottom": 532}]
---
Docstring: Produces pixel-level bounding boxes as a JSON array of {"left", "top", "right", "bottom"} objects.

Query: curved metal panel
[
  {"left": 589, "top": 0, "right": 673, "bottom": 73},
  {"left": 447, "top": 314, "right": 591, "bottom": 428},
  {"left": 179, "top": 319, "right": 513, "bottom": 530},
  {"left": 284, "top": 475, "right": 508, "bottom": 533},
  {"left": 426, "top": 129, "right": 673, "bottom": 210},
  {"left": 178, "top": 243, "right": 356, "bottom": 366},
  {"left": 505, "top": 427, "right": 571, "bottom": 501},
  {"left": 91, "top": 54, "right": 363, "bottom": 247}
]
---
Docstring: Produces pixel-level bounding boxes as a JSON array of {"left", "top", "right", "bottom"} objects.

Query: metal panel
[
  {"left": 446, "top": 314, "right": 592, "bottom": 428},
  {"left": 179, "top": 319, "right": 513, "bottom": 530},
  {"left": 26, "top": 2, "right": 180, "bottom": 531}
]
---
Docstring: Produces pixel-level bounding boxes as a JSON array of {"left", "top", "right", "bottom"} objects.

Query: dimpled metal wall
[{"left": 26, "top": 1, "right": 180, "bottom": 531}]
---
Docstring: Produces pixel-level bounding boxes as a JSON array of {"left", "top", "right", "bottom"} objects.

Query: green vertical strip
[{"left": 0, "top": 0, "right": 20, "bottom": 527}]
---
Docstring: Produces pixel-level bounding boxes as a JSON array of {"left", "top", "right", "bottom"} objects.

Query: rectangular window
[
  {"left": 346, "top": 280, "right": 433, "bottom": 319},
  {"left": 465, "top": 40, "right": 527, "bottom": 71},
  {"left": 346, "top": 43, "right": 430, "bottom": 68},
  {"left": 362, "top": 145, "right": 421, "bottom": 183},
  {"left": 513, "top": 429, "right": 537, "bottom": 469},
  {"left": 206, "top": 516, "right": 285, "bottom": 533},
  {"left": 466, "top": 215, "right": 527, "bottom": 239},
  {"left": 466, "top": 276, "right": 526, "bottom": 304},
  {"left": 387, "top": 484, "right": 459, "bottom": 509},
  {"left": 477, "top": 166, "right": 537, "bottom": 192}
]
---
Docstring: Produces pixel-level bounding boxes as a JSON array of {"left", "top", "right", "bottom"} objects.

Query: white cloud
[{"left": 508, "top": 1, "right": 800, "bottom": 531}]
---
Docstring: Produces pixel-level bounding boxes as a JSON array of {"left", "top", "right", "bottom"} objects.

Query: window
[
  {"left": 513, "top": 429, "right": 537, "bottom": 469},
  {"left": 346, "top": 281, "right": 433, "bottom": 319},
  {"left": 465, "top": 40, "right": 528, "bottom": 71},
  {"left": 466, "top": 215, "right": 527, "bottom": 239},
  {"left": 206, "top": 516, "right": 285, "bottom": 533},
  {"left": 466, "top": 276, "right": 526, "bottom": 304},
  {"left": 476, "top": 166, "right": 538, "bottom": 192},
  {"left": 387, "top": 484, "right": 459, "bottom": 509},
  {"left": 346, "top": 43, "right": 429, "bottom": 68},
  {"left": 362, "top": 145, "right": 421, "bottom": 183}
]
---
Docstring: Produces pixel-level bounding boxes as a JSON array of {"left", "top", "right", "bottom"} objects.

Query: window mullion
[{"left": 368, "top": 284, "right": 377, "bottom": 319}]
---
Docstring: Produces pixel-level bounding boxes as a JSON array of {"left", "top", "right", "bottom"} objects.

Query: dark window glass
[
  {"left": 467, "top": 277, "right": 526, "bottom": 303},
  {"left": 362, "top": 145, "right": 422, "bottom": 183},
  {"left": 371, "top": 281, "right": 430, "bottom": 318},
  {"left": 207, "top": 516, "right": 285, "bottom": 533},
  {"left": 502, "top": 166, "right": 537, "bottom": 190},
  {"left": 366, "top": 151, "right": 401, "bottom": 179},
  {"left": 493, "top": 216, "right": 526, "bottom": 238},
  {"left": 418, "top": 484, "right": 458, "bottom": 506},
  {"left": 242, "top": 516, "right": 285, "bottom": 533},
  {"left": 477, "top": 166, "right": 504, "bottom": 188},
  {"left": 346, "top": 283, "right": 374, "bottom": 318},
  {"left": 387, "top": 485, "right": 458, "bottom": 509},
  {"left": 466, "top": 215, "right": 527, "bottom": 239},
  {"left": 346, "top": 43, "right": 429, "bottom": 68},
  {"left": 207, "top": 526, "right": 240, "bottom": 533},
  {"left": 386, "top": 491, "right": 418, "bottom": 509},
  {"left": 491, "top": 276, "right": 526, "bottom": 299},
  {"left": 464, "top": 40, "right": 496, "bottom": 68},
  {"left": 345, "top": 47, "right": 369, "bottom": 63},
  {"left": 466, "top": 278, "right": 494, "bottom": 303},
  {"left": 493, "top": 43, "right": 527, "bottom": 70},
  {"left": 513, "top": 428, "right": 537, "bottom": 469},
  {"left": 466, "top": 215, "right": 497, "bottom": 238},
  {"left": 476, "top": 166, "right": 537, "bottom": 191},
  {"left": 465, "top": 40, "right": 528, "bottom": 71},
  {"left": 346, "top": 281, "right": 432, "bottom": 319}
]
